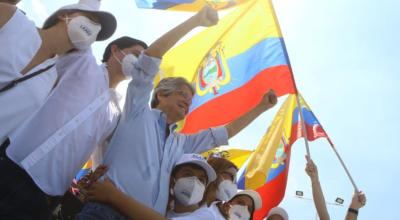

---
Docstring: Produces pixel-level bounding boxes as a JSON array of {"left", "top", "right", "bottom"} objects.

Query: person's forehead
[
  {"left": 123, "top": 45, "right": 145, "bottom": 53},
  {"left": 67, "top": 11, "right": 100, "bottom": 23},
  {"left": 179, "top": 84, "right": 193, "bottom": 94},
  {"left": 268, "top": 214, "right": 284, "bottom": 220},
  {"left": 177, "top": 164, "right": 207, "bottom": 178},
  {"left": 234, "top": 195, "right": 253, "bottom": 206}
]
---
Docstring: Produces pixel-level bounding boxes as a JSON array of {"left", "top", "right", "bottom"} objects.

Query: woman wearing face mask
[
  {"left": 76, "top": 154, "right": 216, "bottom": 219},
  {"left": 168, "top": 190, "right": 261, "bottom": 220},
  {"left": 0, "top": 1, "right": 116, "bottom": 219},
  {"left": 0, "top": 0, "right": 116, "bottom": 144},
  {"left": 202, "top": 157, "right": 239, "bottom": 206}
]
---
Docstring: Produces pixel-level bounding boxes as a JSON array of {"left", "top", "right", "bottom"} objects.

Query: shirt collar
[{"left": 152, "top": 109, "right": 178, "bottom": 132}]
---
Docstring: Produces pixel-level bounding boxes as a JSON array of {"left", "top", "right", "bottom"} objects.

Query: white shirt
[
  {"left": 171, "top": 202, "right": 226, "bottom": 220},
  {"left": 167, "top": 210, "right": 192, "bottom": 218},
  {"left": 0, "top": 9, "right": 57, "bottom": 144},
  {"left": 7, "top": 50, "right": 120, "bottom": 196}
]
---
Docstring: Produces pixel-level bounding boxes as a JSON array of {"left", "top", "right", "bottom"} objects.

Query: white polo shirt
[{"left": 7, "top": 49, "right": 120, "bottom": 196}]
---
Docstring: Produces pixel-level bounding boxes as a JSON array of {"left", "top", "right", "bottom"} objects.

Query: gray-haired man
[{"left": 78, "top": 6, "right": 277, "bottom": 220}]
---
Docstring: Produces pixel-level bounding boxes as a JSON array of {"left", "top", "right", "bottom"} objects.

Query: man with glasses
[{"left": 79, "top": 6, "right": 278, "bottom": 219}]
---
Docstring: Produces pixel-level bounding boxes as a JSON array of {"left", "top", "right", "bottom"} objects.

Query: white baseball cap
[
  {"left": 175, "top": 154, "right": 217, "bottom": 185},
  {"left": 267, "top": 207, "right": 289, "bottom": 220},
  {"left": 42, "top": 0, "right": 116, "bottom": 41},
  {"left": 235, "top": 190, "right": 262, "bottom": 210}
]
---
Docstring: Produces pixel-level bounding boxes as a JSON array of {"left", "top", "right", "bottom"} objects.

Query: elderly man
[{"left": 79, "top": 5, "right": 277, "bottom": 220}]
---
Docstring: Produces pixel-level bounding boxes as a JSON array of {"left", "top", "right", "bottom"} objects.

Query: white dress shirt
[
  {"left": 7, "top": 50, "right": 120, "bottom": 196},
  {"left": 0, "top": 9, "right": 57, "bottom": 144}
]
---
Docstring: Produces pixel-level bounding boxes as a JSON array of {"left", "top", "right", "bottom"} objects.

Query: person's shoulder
[{"left": 0, "top": 3, "right": 18, "bottom": 29}]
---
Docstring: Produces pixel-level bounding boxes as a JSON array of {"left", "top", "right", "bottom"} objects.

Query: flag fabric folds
[
  {"left": 158, "top": 0, "right": 296, "bottom": 134},
  {"left": 135, "top": 0, "right": 249, "bottom": 11},
  {"left": 202, "top": 147, "right": 253, "bottom": 169},
  {"left": 237, "top": 94, "right": 328, "bottom": 220}
]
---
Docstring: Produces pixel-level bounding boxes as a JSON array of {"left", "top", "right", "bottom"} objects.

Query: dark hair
[
  {"left": 151, "top": 77, "right": 195, "bottom": 108},
  {"left": 171, "top": 163, "right": 208, "bottom": 184},
  {"left": 0, "top": 0, "right": 20, "bottom": 5},
  {"left": 102, "top": 36, "right": 148, "bottom": 62}
]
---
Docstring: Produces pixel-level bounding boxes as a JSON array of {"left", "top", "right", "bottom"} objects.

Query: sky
[{"left": 17, "top": 0, "right": 400, "bottom": 219}]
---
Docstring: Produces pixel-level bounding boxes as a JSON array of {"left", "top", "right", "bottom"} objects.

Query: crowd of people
[{"left": 0, "top": 0, "right": 366, "bottom": 219}]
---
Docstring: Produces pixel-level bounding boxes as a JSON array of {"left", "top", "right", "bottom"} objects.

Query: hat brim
[
  {"left": 179, "top": 160, "right": 217, "bottom": 185},
  {"left": 42, "top": 8, "right": 116, "bottom": 41},
  {"left": 267, "top": 207, "right": 289, "bottom": 220},
  {"left": 235, "top": 190, "right": 262, "bottom": 210}
]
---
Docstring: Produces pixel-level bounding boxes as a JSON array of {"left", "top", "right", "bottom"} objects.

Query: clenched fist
[
  {"left": 193, "top": 5, "right": 219, "bottom": 27},
  {"left": 259, "top": 89, "right": 278, "bottom": 110}
]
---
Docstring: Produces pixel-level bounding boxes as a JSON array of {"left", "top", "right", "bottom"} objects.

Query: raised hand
[
  {"left": 259, "top": 89, "right": 278, "bottom": 110},
  {"left": 193, "top": 5, "right": 219, "bottom": 27},
  {"left": 305, "top": 155, "right": 319, "bottom": 182},
  {"left": 350, "top": 191, "right": 366, "bottom": 210}
]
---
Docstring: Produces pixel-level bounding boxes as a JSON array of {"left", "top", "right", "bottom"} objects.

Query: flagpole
[
  {"left": 269, "top": 0, "right": 358, "bottom": 191},
  {"left": 294, "top": 94, "right": 311, "bottom": 157},
  {"left": 326, "top": 138, "right": 359, "bottom": 192},
  {"left": 269, "top": 0, "right": 311, "bottom": 157}
]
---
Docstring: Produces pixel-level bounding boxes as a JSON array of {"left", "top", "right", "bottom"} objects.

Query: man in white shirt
[{"left": 0, "top": 1, "right": 117, "bottom": 219}]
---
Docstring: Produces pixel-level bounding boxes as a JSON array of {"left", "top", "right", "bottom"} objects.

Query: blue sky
[{"left": 18, "top": 0, "right": 400, "bottom": 219}]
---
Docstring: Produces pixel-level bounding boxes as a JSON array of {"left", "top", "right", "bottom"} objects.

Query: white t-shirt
[
  {"left": 170, "top": 202, "right": 226, "bottom": 220},
  {"left": 0, "top": 9, "right": 57, "bottom": 143}
]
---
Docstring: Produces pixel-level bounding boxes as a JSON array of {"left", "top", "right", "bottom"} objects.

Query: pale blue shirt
[{"left": 103, "top": 53, "right": 229, "bottom": 215}]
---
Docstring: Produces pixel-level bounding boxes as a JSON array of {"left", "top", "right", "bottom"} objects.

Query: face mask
[
  {"left": 66, "top": 15, "right": 101, "bottom": 49},
  {"left": 216, "top": 179, "right": 237, "bottom": 201},
  {"left": 229, "top": 204, "right": 251, "bottom": 220},
  {"left": 113, "top": 50, "right": 138, "bottom": 79},
  {"left": 173, "top": 176, "right": 205, "bottom": 206}
]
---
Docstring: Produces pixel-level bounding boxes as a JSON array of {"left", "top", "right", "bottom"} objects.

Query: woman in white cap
[
  {"left": 202, "top": 156, "right": 239, "bottom": 206},
  {"left": 76, "top": 154, "right": 216, "bottom": 219},
  {"left": 0, "top": 0, "right": 116, "bottom": 144},
  {"left": 0, "top": 1, "right": 116, "bottom": 219}
]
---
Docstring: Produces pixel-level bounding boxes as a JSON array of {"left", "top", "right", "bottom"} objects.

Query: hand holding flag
[
  {"left": 192, "top": 5, "right": 219, "bottom": 27},
  {"left": 305, "top": 155, "right": 319, "bottom": 182}
]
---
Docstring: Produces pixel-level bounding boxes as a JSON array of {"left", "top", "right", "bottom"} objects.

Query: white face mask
[
  {"left": 216, "top": 179, "right": 237, "bottom": 201},
  {"left": 229, "top": 204, "right": 251, "bottom": 220},
  {"left": 66, "top": 15, "right": 101, "bottom": 49},
  {"left": 173, "top": 176, "right": 205, "bottom": 206},
  {"left": 113, "top": 50, "right": 138, "bottom": 79}
]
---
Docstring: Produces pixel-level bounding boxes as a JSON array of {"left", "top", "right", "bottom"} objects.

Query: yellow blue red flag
[
  {"left": 202, "top": 147, "right": 253, "bottom": 169},
  {"left": 135, "top": 0, "right": 249, "bottom": 11},
  {"left": 158, "top": 0, "right": 296, "bottom": 134},
  {"left": 237, "top": 94, "right": 328, "bottom": 220}
]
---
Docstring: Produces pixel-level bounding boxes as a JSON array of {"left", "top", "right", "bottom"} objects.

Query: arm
[
  {"left": 305, "top": 156, "right": 330, "bottom": 220},
  {"left": 183, "top": 90, "right": 277, "bottom": 153},
  {"left": 0, "top": 3, "right": 16, "bottom": 29},
  {"left": 345, "top": 191, "right": 366, "bottom": 220},
  {"left": 145, "top": 5, "right": 218, "bottom": 59},
  {"left": 125, "top": 6, "right": 219, "bottom": 114},
  {"left": 225, "top": 90, "right": 277, "bottom": 138},
  {"left": 87, "top": 178, "right": 168, "bottom": 220}
]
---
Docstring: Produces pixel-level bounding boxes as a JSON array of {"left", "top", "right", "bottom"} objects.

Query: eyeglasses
[{"left": 175, "top": 90, "right": 192, "bottom": 101}]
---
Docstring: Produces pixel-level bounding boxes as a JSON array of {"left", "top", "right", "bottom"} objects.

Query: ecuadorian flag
[
  {"left": 158, "top": 0, "right": 296, "bottom": 133},
  {"left": 135, "top": 0, "right": 250, "bottom": 11},
  {"left": 237, "top": 94, "right": 328, "bottom": 220}
]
